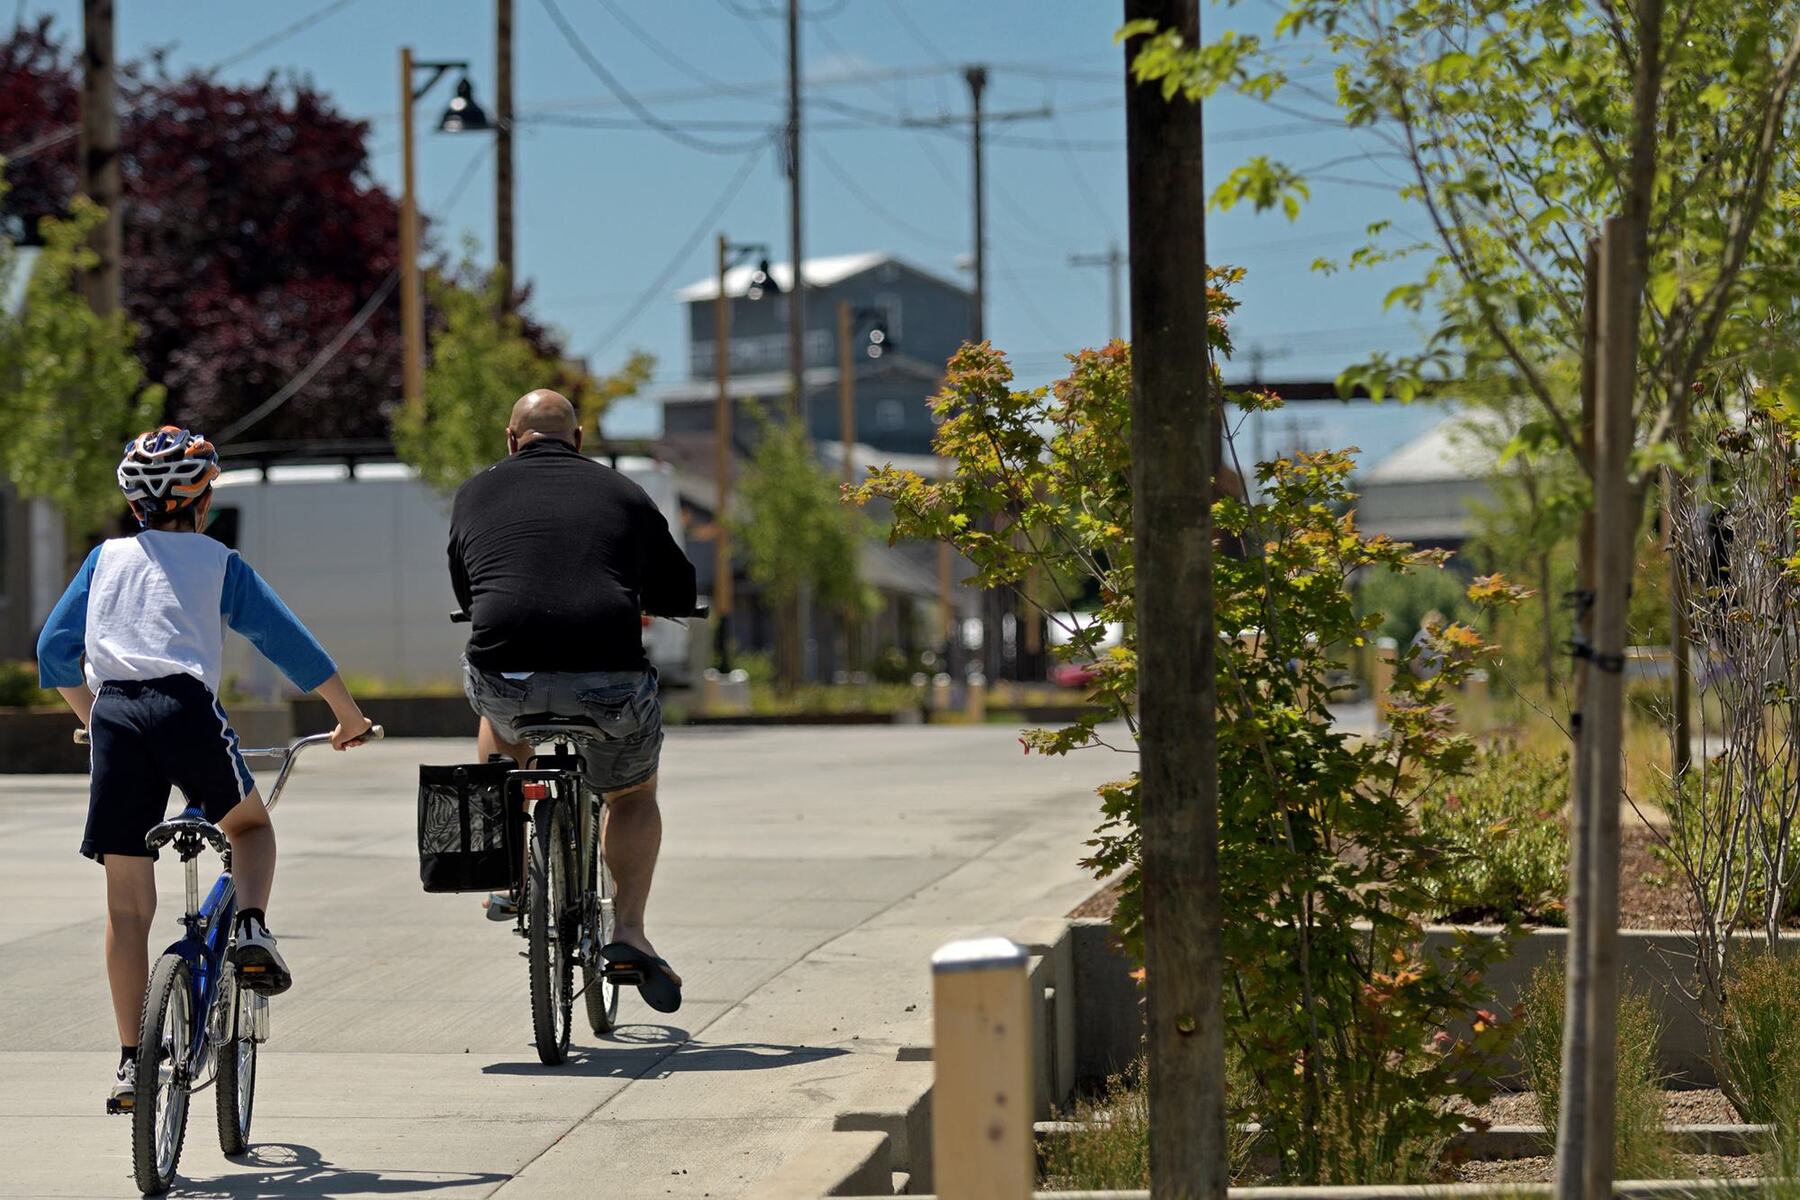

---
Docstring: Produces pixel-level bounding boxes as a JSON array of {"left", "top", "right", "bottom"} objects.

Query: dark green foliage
[
  {"left": 1722, "top": 954, "right": 1800, "bottom": 1124},
  {"left": 1418, "top": 744, "right": 1569, "bottom": 925}
]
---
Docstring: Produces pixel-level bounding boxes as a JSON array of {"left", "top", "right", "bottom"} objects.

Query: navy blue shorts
[{"left": 82, "top": 674, "right": 256, "bottom": 862}]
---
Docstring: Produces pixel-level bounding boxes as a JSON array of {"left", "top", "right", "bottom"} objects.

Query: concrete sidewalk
[{"left": 0, "top": 725, "right": 1123, "bottom": 1198}]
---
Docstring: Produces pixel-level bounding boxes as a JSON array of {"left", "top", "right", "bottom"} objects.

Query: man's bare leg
[
  {"left": 104, "top": 856, "right": 157, "bottom": 1045},
  {"left": 603, "top": 775, "right": 680, "bottom": 985}
]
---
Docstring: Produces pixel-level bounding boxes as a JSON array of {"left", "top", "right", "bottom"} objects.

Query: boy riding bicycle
[{"left": 35, "top": 427, "right": 375, "bottom": 1113}]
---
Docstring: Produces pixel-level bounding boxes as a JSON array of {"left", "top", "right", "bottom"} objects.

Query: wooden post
[
  {"left": 399, "top": 47, "right": 424, "bottom": 416},
  {"left": 714, "top": 234, "right": 735, "bottom": 670},
  {"left": 79, "top": 0, "right": 120, "bottom": 317},
  {"left": 838, "top": 299, "right": 856, "bottom": 483},
  {"left": 495, "top": 0, "right": 515, "bottom": 305},
  {"left": 931, "top": 937, "right": 1032, "bottom": 1200},
  {"left": 1373, "top": 636, "right": 1397, "bottom": 727},
  {"left": 1123, "top": 0, "right": 1225, "bottom": 1196},
  {"left": 1668, "top": 386, "right": 1692, "bottom": 779}
]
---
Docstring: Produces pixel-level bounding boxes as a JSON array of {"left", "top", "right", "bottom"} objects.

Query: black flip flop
[{"left": 601, "top": 941, "right": 683, "bottom": 1013}]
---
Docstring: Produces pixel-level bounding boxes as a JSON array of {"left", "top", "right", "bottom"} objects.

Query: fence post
[{"left": 932, "top": 937, "right": 1033, "bottom": 1200}]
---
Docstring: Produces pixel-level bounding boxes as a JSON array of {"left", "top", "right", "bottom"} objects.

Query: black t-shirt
[{"left": 448, "top": 439, "right": 697, "bottom": 673}]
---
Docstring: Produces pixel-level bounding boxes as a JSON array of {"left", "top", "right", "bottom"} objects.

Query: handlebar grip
[
  {"left": 73, "top": 728, "right": 90, "bottom": 746},
  {"left": 450, "top": 609, "right": 471, "bottom": 624},
  {"left": 365, "top": 724, "right": 386, "bottom": 741},
  {"left": 691, "top": 603, "right": 712, "bottom": 619}
]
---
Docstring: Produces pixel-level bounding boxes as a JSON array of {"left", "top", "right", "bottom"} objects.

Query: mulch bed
[
  {"left": 1065, "top": 820, "right": 1705, "bottom": 931},
  {"left": 1459, "top": 1089, "right": 1740, "bottom": 1127}
]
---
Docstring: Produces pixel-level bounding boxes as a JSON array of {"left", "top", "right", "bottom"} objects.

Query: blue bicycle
[{"left": 76, "top": 726, "right": 383, "bottom": 1195}]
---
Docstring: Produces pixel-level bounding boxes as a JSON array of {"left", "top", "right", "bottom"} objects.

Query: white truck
[{"left": 211, "top": 457, "right": 698, "bottom": 698}]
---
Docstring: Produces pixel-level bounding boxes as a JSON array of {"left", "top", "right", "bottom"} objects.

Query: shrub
[
  {"left": 1517, "top": 959, "right": 1674, "bottom": 1180},
  {"left": 1721, "top": 953, "right": 1800, "bottom": 1123},
  {"left": 1039, "top": 1052, "right": 1258, "bottom": 1188},
  {"left": 0, "top": 661, "right": 57, "bottom": 708},
  {"left": 1355, "top": 560, "right": 1468, "bottom": 646},
  {"left": 1418, "top": 744, "right": 1568, "bottom": 925}
]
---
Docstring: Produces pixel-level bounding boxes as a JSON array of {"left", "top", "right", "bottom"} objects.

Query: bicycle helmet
[{"left": 118, "top": 426, "right": 220, "bottom": 523}]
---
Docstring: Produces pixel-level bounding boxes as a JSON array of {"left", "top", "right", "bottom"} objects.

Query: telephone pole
[
  {"left": 785, "top": 0, "right": 806, "bottom": 420},
  {"left": 496, "top": 0, "right": 516, "bottom": 306},
  {"left": 1070, "top": 242, "right": 1125, "bottom": 343},
  {"left": 79, "top": 0, "right": 120, "bottom": 316}
]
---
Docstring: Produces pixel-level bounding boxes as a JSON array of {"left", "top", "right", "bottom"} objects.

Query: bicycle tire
[
  {"left": 214, "top": 972, "right": 257, "bottom": 1156},
  {"left": 133, "top": 954, "right": 193, "bottom": 1196},
  {"left": 584, "top": 849, "right": 621, "bottom": 1035},
  {"left": 527, "top": 801, "right": 575, "bottom": 1064}
]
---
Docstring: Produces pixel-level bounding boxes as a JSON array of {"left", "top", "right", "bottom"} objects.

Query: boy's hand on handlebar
[{"left": 331, "top": 717, "right": 378, "bottom": 751}]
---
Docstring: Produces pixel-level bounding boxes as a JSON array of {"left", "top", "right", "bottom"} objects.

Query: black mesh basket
[{"left": 416, "top": 762, "right": 521, "bottom": 894}]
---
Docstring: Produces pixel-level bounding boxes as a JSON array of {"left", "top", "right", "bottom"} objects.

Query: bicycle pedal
[{"left": 106, "top": 1096, "right": 133, "bottom": 1115}]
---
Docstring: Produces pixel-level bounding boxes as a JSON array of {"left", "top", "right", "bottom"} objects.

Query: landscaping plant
[
  {"left": 1721, "top": 953, "right": 1800, "bottom": 1125},
  {"left": 1418, "top": 744, "right": 1569, "bottom": 926},
  {"left": 1517, "top": 959, "right": 1675, "bottom": 1181},
  {"left": 1666, "top": 409, "right": 1800, "bottom": 1116},
  {"left": 854, "top": 283, "right": 1521, "bottom": 1184}
]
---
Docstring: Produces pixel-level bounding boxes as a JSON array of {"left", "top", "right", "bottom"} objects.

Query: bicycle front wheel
[
  {"left": 214, "top": 970, "right": 257, "bottom": 1156},
  {"left": 133, "top": 954, "right": 193, "bottom": 1195},
  {"left": 527, "top": 802, "right": 575, "bottom": 1064}
]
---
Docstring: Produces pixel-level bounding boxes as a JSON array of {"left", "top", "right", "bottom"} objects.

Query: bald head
[{"left": 507, "top": 389, "right": 580, "bottom": 454}]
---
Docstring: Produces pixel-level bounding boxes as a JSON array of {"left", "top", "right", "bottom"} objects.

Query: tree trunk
[
  {"left": 1123, "top": 3, "right": 1225, "bottom": 1198},
  {"left": 1553, "top": 240, "right": 1601, "bottom": 1198},
  {"left": 1538, "top": 549, "right": 1556, "bottom": 697},
  {"left": 1669, "top": 388, "right": 1693, "bottom": 780}
]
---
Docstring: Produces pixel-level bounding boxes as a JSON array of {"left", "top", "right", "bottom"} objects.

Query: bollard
[
  {"left": 1374, "top": 635, "right": 1398, "bottom": 726},
  {"left": 1463, "top": 667, "right": 1490, "bottom": 733},
  {"left": 931, "top": 937, "right": 1032, "bottom": 1200},
  {"left": 964, "top": 672, "right": 988, "bottom": 723}
]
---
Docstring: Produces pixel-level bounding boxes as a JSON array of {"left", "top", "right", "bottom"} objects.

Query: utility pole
[
  {"left": 966, "top": 66, "right": 988, "bottom": 344},
  {"left": 495, "top": 0, "right": 515, "bottom": 306},
  {"left": 79, "top": 0, "right": 120, "bottom": 316},
  {"left": 399, "top": 47, "right": 424, "bottom": 415},
  {"left": 838, "top": 300, "right": 856, "bottom": 483},
  {"left": 1070, "top": 242, "right": 1125, "bottom": 343},
  {"left": 1124, "top": 2, "right": 1225, "bottom": 1198},
  {"left": 785, "top": 0, "right": 806, "bottom": 422},
  {"left": 714, "top": 234, "right": 735, "bottom": 671}
]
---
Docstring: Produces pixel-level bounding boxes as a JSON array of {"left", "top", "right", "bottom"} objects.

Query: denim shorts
[{"left": 461, "top": 657, "right": 663, "bottom": 793}]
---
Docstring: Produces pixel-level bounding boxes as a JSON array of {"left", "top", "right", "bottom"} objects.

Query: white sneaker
[
  {"left": 232, "top": 915, "right": 293, "bottom": 995},
  {"left": 107, "top": 1060, "right": 135, "bottom": 1113}
]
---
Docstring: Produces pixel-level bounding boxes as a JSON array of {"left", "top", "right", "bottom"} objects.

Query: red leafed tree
[{"left": 0, "top": 18, "right": 567, "bottom": 443}]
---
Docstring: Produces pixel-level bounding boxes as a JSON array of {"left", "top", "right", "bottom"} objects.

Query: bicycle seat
[
  {"left": 513, "top": 712, "right": 600, "bottom": 734},
  {"left": 146, "top": 808, "right": 228, "bottom": 858}
]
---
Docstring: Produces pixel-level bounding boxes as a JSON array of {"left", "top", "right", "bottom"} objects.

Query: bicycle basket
[{"left": 416, "top": 762, "right": 521, "bottom": 893}]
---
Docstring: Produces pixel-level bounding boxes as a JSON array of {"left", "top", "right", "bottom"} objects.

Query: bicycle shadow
[
  {"left": 480, "top": 1027, "right": 848, "bottom": 1080},
  {"left": 173, "top": 1142, "right": 507, "bottom": 1198}
]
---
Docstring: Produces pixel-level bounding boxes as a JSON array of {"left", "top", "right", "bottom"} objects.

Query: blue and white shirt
[{"left": 36, "top": 531, "right": 337, "bottom": 697}]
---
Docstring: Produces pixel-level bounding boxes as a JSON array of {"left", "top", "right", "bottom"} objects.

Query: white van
[{"left": 210, "top": 457, "right": 696, "bottom": 698}]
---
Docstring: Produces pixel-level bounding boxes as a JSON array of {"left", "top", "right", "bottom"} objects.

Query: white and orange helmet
[{"left": 118, "top": 426, "right": 220, "bottom": 523}]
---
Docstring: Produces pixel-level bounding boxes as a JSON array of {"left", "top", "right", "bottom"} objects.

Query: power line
[
  {"left": 881, "top": 0, "right": 953, "bottom": 63},
  {"left": 594, "top": 0, "right": 768, "bottom": 100},
  {"left": 583, "top": 144, "right": 769, "bottom": 359},
  {"left": 1, "top": 0, "right": 366, "bottom": 162},
  {"left": 814, "top": 140, "right": 962, "bottom": 252},
  {"left": 536, "top": 0, "right": 771, "bottom": 154}
]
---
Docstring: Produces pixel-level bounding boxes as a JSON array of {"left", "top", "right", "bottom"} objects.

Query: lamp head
[
  {"left": 439, "top": 76, "right": 490, "bottom": 133},
  {"left": 746, "top": 257, "right": 780, "bottom": 300}
]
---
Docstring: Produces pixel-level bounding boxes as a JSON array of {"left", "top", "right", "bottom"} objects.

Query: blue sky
[{"left": 16, "top": 0, "right": 1436, "bottom": 447}]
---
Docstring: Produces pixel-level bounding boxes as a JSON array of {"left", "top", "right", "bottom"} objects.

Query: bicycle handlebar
[{"left": 72, "top": 724, "right": 385, "bottom": 812}]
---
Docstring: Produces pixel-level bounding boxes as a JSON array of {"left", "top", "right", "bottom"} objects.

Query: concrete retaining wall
[{"left": 1068, "top": 919, "right": 1800, "bottom": 1089}]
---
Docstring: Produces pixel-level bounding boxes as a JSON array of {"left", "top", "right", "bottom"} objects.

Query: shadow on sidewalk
[
  {"left": 481, "top": 1036, "right": 848, "bottom": 1080},
  {"left": 175, "top": 1142, "right": 507, "bottom": 1198}
]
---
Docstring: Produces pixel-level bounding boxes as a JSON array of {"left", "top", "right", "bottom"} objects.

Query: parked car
[{"left": 1046, "top": 612, "right": 1125, "bottom": 690}]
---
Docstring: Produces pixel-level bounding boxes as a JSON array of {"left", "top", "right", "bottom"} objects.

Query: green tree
[
  {"left": 733, "top": 415, "right": 868, "bottom": 689},
  {"left": 0, "top": 192, "right": 163, "bottom": 534},
  {"left": 395, "top": 250, "right": 652, "bottom": 494}
]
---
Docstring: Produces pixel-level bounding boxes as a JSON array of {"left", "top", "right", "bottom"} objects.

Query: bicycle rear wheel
[
  {"left": 133, "top": 954, "right": 193, "bottom": 1196},
  {"left": 527, "top": 800, "right": 575, "bottom": 1064},
  {"left": 214, "top": 969, "right": 257, "bottom": 1156},
  {"left": 583, "top": 850, "right": 621, "bottom": 1035}
]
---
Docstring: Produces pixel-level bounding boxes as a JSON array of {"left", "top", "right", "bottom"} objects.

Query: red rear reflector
[{"left": 522, "top": 782, "right": 550, "bottom": 801}]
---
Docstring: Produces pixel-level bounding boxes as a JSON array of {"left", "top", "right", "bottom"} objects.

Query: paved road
[{"left": 0, "top": 725, "right": 1122, "bottom": 1198}]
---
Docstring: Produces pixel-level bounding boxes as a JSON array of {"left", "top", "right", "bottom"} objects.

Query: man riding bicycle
[{"left": 448, "top": 389, "right": 696, "bottom": 1013}]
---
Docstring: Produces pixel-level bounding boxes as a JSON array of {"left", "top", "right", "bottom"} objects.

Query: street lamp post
[
  {"left": 712, "top": 235, "right": 778, "bottom": 671},
  {"left": 398, "top": 49, "right": 490, "bottom": 417}
]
